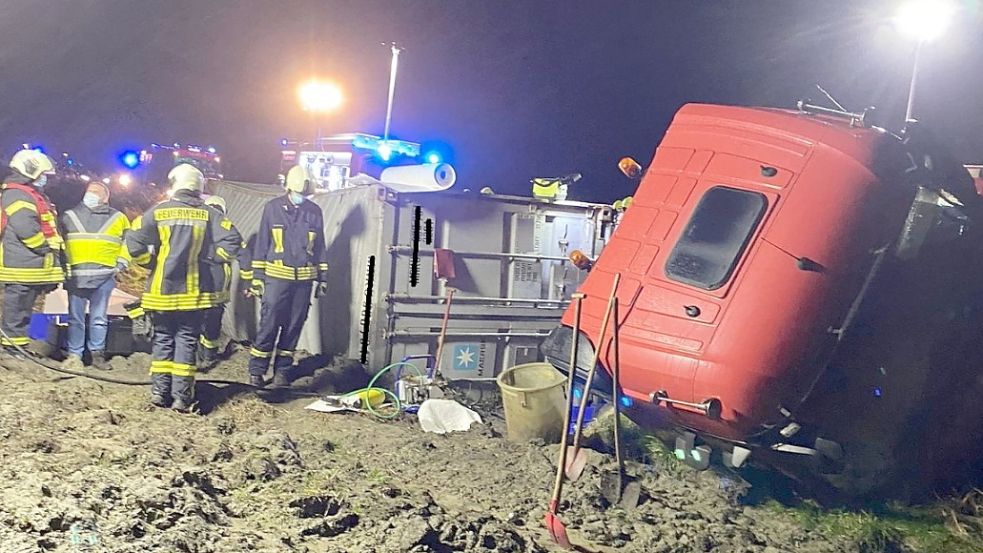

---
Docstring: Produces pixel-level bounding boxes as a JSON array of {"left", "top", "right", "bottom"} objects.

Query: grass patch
[
  {"left": 768, "top": 494, "right": 983, "bottom": 553},
  {"left": 585, "top": 409, "right": 683, "bottom": 471}
]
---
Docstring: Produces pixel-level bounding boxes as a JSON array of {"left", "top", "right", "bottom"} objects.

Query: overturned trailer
[{"left": 214, "top": 180, "right": 612, "bottom": 379}]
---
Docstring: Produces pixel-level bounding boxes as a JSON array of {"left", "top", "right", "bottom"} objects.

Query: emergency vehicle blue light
[
  {"left": 280, "top": 139, "right": 288, "bottom": 146},
  {"left": 377, "top": 143, "right": 393, "bottom": 162},
  {"left": 32, "top": 146, "right": 45, "bottom": 154},
  {"left": 207, "top": 146, "right": 216, "bottom": 154},
  {"left": 619, "top": 395, "right": 633, "bottom": 408},
  {"left": 66, "top": 159, "right": 74, "bottom": 166},
  {"left": 121, "top": 151, "right": 140, "bottom": 169},
  {"left": 873, "top": 387, "right": 883, "bottom": 398},
  {"left": 425, "top": 152, "right": 441, "bottom": 164}
]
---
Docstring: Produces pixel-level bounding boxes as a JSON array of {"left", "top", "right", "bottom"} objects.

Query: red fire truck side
[{"left": 544, "top": 103, "right": 983, "bottom": 495}]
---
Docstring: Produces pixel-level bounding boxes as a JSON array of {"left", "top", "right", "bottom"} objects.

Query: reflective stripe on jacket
[
  {"left": 204, "top": 205, "right": 242, "bottom": 304},
  {"left": 0, "top": 182, "right": 64, "bottom": 284},
  {"left": 125, "top": 191, "right": 241, "bottom": 311},
  {"left": 248, "top": 195, "right": 328, "bottom": 282},
  {"left": 62, "top": 204, "right": 131, "bottom": 288}
]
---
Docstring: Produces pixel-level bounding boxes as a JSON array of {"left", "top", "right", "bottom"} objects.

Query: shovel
[
  {"left": 566, "top": 272, "right": 621, "bottom": 482},
  {"left": 600, "top": 300, "right": 642, "bottom": 509},
  {"left": 544, "top": 293, "right": 583, "bottom": 549}
]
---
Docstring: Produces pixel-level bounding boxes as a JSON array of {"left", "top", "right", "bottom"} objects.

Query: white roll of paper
[{"left": 380, "top": 163, "right": 457, "bottom": 192}]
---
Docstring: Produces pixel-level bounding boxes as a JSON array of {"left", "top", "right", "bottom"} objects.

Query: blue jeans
[{"left": 67, "top": 276, "right": 116, "bottom": 357}]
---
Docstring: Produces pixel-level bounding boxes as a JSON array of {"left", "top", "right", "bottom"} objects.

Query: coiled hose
[{"left": 340, "top": 361, "right": 427, "bottom": 419}]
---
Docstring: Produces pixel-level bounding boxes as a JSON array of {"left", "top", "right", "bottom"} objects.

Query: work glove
[
  {"left": 246, "top": 279, "right": 265, "bottom": 298},
  {"left": 315, "top": 281, "right": 329, "bottom": 299}
]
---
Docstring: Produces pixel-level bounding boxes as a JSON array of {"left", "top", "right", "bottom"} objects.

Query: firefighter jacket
[
  {"left": 204, "top": 205, "right": 243, "bottom": 304},
  {"left": 125, "top": 190, "right": 241, "bottom": 311},
  {"left": 249, "top": 195, "right": 328, "bottom": 283},
  {"left": 61, "top": 203, "right": 131, "bottom": 289},
  {"left": 0, "top": 178, "right": 65, "bottom": 284}
]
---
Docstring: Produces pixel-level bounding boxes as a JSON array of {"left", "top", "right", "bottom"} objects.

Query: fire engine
[
  {"left": 135, "top": 143, "right": 223, "bottom": 186},
  {"left": 543, "top": 102, "right": 983, "bottom": 496},
  {"left": 278, "top": 133, "right": 451, "bottom": 191}
]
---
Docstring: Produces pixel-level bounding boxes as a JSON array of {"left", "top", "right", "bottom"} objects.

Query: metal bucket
[{"left": 496, "top": 362, "right": 566, "bottom": 443}]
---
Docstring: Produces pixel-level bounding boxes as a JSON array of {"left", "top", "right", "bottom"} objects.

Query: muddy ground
[{"left": 0, "top": 348, "right": 934, "bottom": 552}]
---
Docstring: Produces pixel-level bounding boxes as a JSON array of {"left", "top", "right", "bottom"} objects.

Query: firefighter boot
[
  {"left": 90, "top": 352, "right": 111, "bottom": 371},
  {"left": 197, "top": 343, "right": 217, "bottom": 371},
  {"left": 272, "top": 369, "right": 291, "bottom": 388},
  {"left": 249, "top": 374, "right": 266, "bottom": 388},
  {"left": 151, "top": 374, "right": 172, "bottom": 408},
  {"left": 171, "top": 376, "right": 195, "bottom": 413}
]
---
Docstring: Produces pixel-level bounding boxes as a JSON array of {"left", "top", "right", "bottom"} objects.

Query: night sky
[{"left": 2, "top": 0, "right": 982, "bottom": 203}]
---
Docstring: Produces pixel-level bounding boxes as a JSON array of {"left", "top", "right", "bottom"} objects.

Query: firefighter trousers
[
  {"left": 1, "top": 283, "right": 41, "bottom": 348},
  {"left": 150, "top": 310, "right": 204, "bottom": 403},
  {"left": 198, "top": 304, "right": 225, "bottom": 363},
  {"left": 248, "top": 279, "right": 313, "bottom": 376}
]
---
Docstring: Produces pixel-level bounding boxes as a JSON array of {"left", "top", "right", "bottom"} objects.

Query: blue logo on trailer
[{"left": 452, "top": 344, "right": 479, "bottom": 371}]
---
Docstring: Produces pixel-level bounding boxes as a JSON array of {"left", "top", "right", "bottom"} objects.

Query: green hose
[{"left": 341, "top": 361, "right": 427, "bottom": 419}]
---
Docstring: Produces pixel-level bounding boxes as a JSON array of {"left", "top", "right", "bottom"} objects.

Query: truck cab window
[{"left": 666, "top": 186, "right": 767, "bottom": 290}]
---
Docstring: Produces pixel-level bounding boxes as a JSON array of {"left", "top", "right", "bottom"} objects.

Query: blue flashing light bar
[{"left": 350, "top": 134, "right": 421, "bottom": 158}]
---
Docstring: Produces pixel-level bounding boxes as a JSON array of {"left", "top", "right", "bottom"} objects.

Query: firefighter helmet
[
  {"left": 168, "top": 163, "right": 204, "bottom": 193},
  {"left": 204, "top": 195, "right": 227, "bottom": 213},
  {"left": 285, "top": 165, "right": 315, "bottom": 195},
  {"left": 9, "top": 149, "right": 55, "bottom": 180}
]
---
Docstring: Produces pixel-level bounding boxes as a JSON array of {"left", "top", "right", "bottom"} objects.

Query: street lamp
[{"left": 893, "top": 0, "right": 956, "bottom": 122}]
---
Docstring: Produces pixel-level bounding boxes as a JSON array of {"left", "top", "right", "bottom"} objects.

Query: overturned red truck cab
[{"left": 543, "top": 103, "right": 983, "bottom": 495}]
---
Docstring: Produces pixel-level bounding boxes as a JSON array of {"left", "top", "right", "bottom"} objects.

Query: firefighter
[
  {"left": 127, "top": 164, "right": 240, "bottom": 411},
  {"left": 196, "top": 194, "right": 242, "bottom": 370},
  {"left": 61, "top": 181, "right": 131, "bottom": 370},
  {"left": 246, "top": 165, "right": 328, "bottom": 387},
  {"left": 0, "top": 150, "right": 64, "bottom": 356}
]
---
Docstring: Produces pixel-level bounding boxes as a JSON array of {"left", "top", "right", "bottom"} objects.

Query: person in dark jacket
[
  {"left": 243, "top": 165, "right": 328, "bottom": 387},
  {"left": 61, "top": 181, "right": 130, "bottom": 370},
  {"left": 126, "top": 164, "right": 240, "bottom": 411},
  {"left": 0, "top": 149, "right": 63, "bottom": 357},
  {"left": 196, "top": 194, "right": 242, "bottom": 370}
]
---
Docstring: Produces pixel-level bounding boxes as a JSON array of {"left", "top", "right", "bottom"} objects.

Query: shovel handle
[
  {"left": 433, "top": 288, "right": 455, "bottom": 377},
  {"left": 612, "top": 300, "right": 625, "bottom": 475}
]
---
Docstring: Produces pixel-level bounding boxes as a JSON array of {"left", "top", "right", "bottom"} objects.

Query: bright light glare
[
  {"left": 102, "top": 177, "right": 111, "bottom": 185},
  {"left": 894, "top": 0, "right": 955, "bottom": 42},
  {"left": 118, "top": 174, "right": 132, "bottom": 187},
  {"left": 377, "top": 143, "right": 393, "bottom": 161},
  {"left": 79, "top": 174, "right": 91, "bottom": 182},
  {"left": 298, "top": 79, "right": 344, "bottom": 113},
  {"left": 426, "top": 152, "right": 441, "bottom": 164},
  {"left": 121, "top": 151, "right": 139, "bottom": 169}
]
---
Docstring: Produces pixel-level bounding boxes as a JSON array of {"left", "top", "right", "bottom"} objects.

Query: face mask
[
  {"left": 34, "top": 175, "right": 47, "bottom": 188},
  {"left": 289, "top": 191, "right": 305, "bottom": 205},
  {"left": 82, "top": 192, "right": 101, "bottom": 208}
]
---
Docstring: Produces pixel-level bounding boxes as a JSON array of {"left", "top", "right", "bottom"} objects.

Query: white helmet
[
  {"left": 285, "top": 165, "right": 315, "bottom": 195},
  {"left": 204, "top": 195, "right": 226, "bottom": 213},
  {"left": 9, "top": 149, "right": 55, "bottom": 181},
  {"left": 168, "top": 163, "right": 204, "bottom": 193}
]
